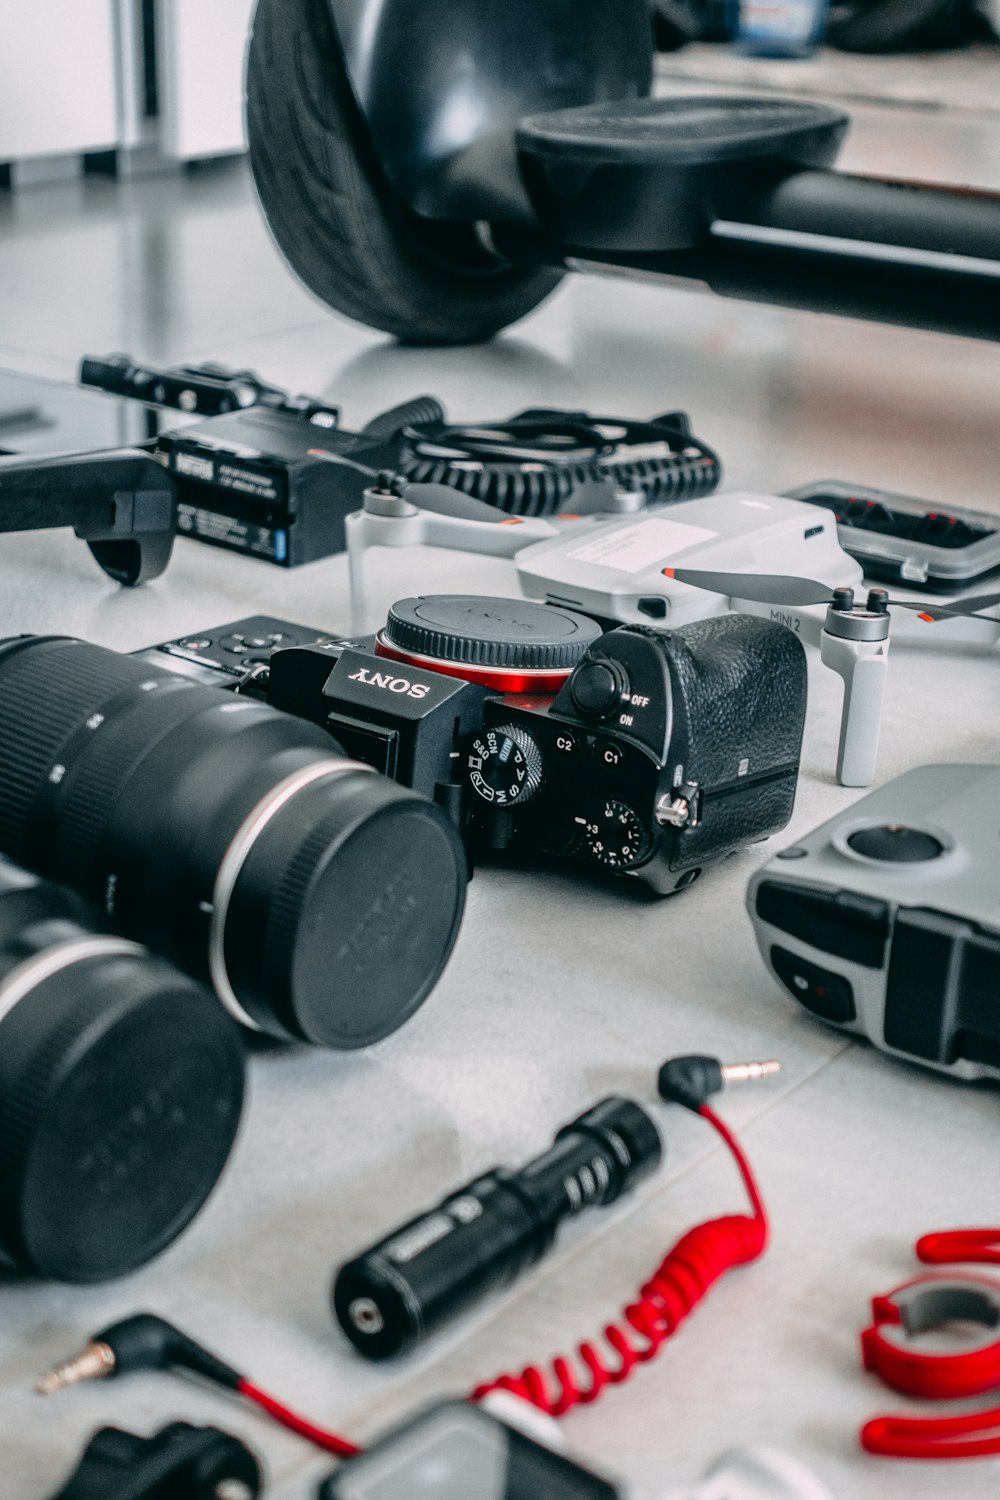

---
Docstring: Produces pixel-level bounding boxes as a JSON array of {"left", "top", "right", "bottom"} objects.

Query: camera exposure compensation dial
[
  {"left": 585, "top": 800, "right": 650, "bottom": 869},
  {"left": 469, "top": 725, "right": 544, "bottom": 808}
]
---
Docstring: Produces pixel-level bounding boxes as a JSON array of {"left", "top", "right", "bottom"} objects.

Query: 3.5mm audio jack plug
[
  {"left": 36, "top": 1314, "right": 242, "bottom": 1397},
  {"left": 657, "top": 1054, "right": 781, "bottom": 1112},
  {"left": 34, "top": 1312, "right": 362, "bottom": 1459}
]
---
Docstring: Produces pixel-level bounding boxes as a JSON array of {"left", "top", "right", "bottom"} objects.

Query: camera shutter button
[{"left": 570, "top": 659, "right": 630, "bottom": 719}]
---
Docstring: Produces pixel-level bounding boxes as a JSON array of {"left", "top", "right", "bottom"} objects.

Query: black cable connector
[
  {"left": 47, "top": 1421, "right": 261, "bottom": 1500},
  {"left": 657, "top": 1054, "right": 781, "bottom": 1112},
  {"left": 35, "top": 1314, "right": 243, "bottom": 1397}
]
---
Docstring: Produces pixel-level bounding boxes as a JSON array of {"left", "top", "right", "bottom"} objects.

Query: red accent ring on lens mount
[{"left": 374, "top": 634, "right": 569, "bottom": 696}]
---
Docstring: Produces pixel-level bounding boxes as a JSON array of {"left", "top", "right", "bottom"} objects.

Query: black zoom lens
[
  {"left": 0, "top": 857, "right": 244, "bottom": 1282},
  {"left": 0, "top": 638, "right": 467, "bottom": 1048}
]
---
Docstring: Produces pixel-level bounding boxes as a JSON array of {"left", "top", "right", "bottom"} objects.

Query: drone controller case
[{"left": 747, "top": 763, "right": 1000, "bottom": 1080}]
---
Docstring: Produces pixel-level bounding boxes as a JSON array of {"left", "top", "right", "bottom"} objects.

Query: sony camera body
[
  {"left": 137, "top": 614, "right": 494, "bottom": 819},
  {"left": 145, "top": 606, "right": 807, "bottom": 893},
  {"left": 747, "top": 763, "right": 1000, "bottom": 1081},
  {"left": 262, "top": 609, "right": 807, "bottom": 893},
  {"left": 467, "top": 616, "right": 807, "bottom": 893}
]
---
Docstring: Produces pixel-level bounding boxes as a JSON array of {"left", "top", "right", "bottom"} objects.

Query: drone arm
[
  {"left": 731, "top": 596, "right": 884, "bottom": 787},
  {"left": 819, "top": 634, "right": 887, "bottom": 789},
  {"left": 345, "top": 505, "right": 558, "bottom": 631},
  {"left": 727, "top": 596, "right": 825, "bottom": 652},
  {"left": 885, "top": 607, "right": 1000, "bottom": 649}
]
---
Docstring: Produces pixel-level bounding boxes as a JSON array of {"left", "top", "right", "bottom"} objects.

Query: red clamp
[
  {"left": 861, "top": 1231, "right": 1000, "bottom": 1460},
  {"left": 863, "top": 1274, "right": 1000, "bottom": 1400}
]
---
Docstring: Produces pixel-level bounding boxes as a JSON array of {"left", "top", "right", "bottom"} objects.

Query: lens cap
[
  {"left": 224, "top": 771, "right": 467, "bottom": 1048},
  {"left": 0, "top": 949, "right": 245, "bottom": 1282},
  {"left": 846, "top": 825, "right": 945, "bottom": 863}
]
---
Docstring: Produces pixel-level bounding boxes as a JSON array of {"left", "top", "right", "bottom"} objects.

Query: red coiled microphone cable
[{"left": 472, "top": 1101, "right": 768, "bottom": 1415}]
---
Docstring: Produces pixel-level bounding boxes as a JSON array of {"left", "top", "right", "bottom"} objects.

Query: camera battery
[{"left": 156, "top": 406, "right": 402, "bottom": 567}]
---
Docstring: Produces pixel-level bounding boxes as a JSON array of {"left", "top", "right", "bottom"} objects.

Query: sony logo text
[{"left": 348, "top": 667, "right": 430, "bottom": 699}]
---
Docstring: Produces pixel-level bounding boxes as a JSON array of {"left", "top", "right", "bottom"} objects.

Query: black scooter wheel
[{"left": 245, "top": 0, "right": 563, "bottom": 346}]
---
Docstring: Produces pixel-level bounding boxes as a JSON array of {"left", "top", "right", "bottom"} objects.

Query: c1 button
[{"left": 598, "top": 744, "right": 623, "bottom": 769}]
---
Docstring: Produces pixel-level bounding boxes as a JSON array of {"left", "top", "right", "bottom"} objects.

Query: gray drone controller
[{"left": 747, "top": 763, "right": 1000, "bottom": 1081}]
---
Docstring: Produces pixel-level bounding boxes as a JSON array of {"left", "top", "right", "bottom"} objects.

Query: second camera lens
[{"left": 0, "top": 856, "right": 244, "bottom": 1282}]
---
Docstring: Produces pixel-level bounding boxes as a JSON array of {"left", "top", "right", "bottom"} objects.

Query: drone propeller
[
  {"left": 396, "top": 481, "right": 509, "bottom": 524},
  {"left": 664, "top": 567, "right": 1000, "bottom": 622},
  {"left": 932, "top": 587, "right": 1000, "bottom": 617},
  {"left": 665, "top": 567, "right": 834, "bottom": 608},
  {"left": 399, "top": 478, "right": 622, "bottom": 524}
]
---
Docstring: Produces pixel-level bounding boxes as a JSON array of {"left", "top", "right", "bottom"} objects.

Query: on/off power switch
[{"left": 770, "top": 945, "right": 856, "bottom": 1024}]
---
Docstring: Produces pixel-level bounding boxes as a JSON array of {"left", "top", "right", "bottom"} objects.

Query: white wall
[
  {"left": 0, "top": 0, "right": 119, "bottom": 159},
  {"left": 157, "top": 0, "right": 255, "bottom": 159}
]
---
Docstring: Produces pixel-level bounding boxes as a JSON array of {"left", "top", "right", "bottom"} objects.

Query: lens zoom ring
[
  {"left": 45, "top": 683, "right": 204, "bottom": 888},
  {"left": 0, "top": 644, "right": 165, "bottom": 859}
]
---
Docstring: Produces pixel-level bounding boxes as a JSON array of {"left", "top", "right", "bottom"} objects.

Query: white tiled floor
[{"left": 1, "top": 104, "right": 1000, "bottom": 1500}]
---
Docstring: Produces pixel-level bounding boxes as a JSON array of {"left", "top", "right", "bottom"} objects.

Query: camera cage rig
[{"left": 245, "top": 0, "right": 1000, "bottom": 347}]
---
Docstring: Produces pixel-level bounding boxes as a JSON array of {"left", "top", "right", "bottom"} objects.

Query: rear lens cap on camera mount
[
  {"left": 376, "top": 596, "right": 601, "bottom": 693},
  {"left": 846, "top": 825, "right": 945, "bottom": 862}
]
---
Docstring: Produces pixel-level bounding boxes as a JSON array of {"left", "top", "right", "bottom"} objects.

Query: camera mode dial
[
  {"left": 569, "top": 656, "right": 631, "bottom": 720},
  {"left": 584, "top": 800, "right": 651, "bottom": 868},
  {"left": 468, "top": 725, "right": 544, "bottom": 809}
]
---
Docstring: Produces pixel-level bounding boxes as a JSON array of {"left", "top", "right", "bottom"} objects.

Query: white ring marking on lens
[
  {"left": 0, "top": 937, "right": 145, "bottom": 1028},
  {"left": 208, "top": 758, "right": 375, "bottom": 1033}
]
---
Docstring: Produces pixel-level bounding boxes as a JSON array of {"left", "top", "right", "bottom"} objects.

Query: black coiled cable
[
  {"left": 397, "top": 408, "right": 721, "bottom": 518},
  {"left": 360, "top": 394, "right": 446, "bottom": 441}
]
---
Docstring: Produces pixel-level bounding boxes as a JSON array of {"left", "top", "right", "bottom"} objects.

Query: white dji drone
[{"left": 347, "top": 481, "right": 1000, "bottom": 789}]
